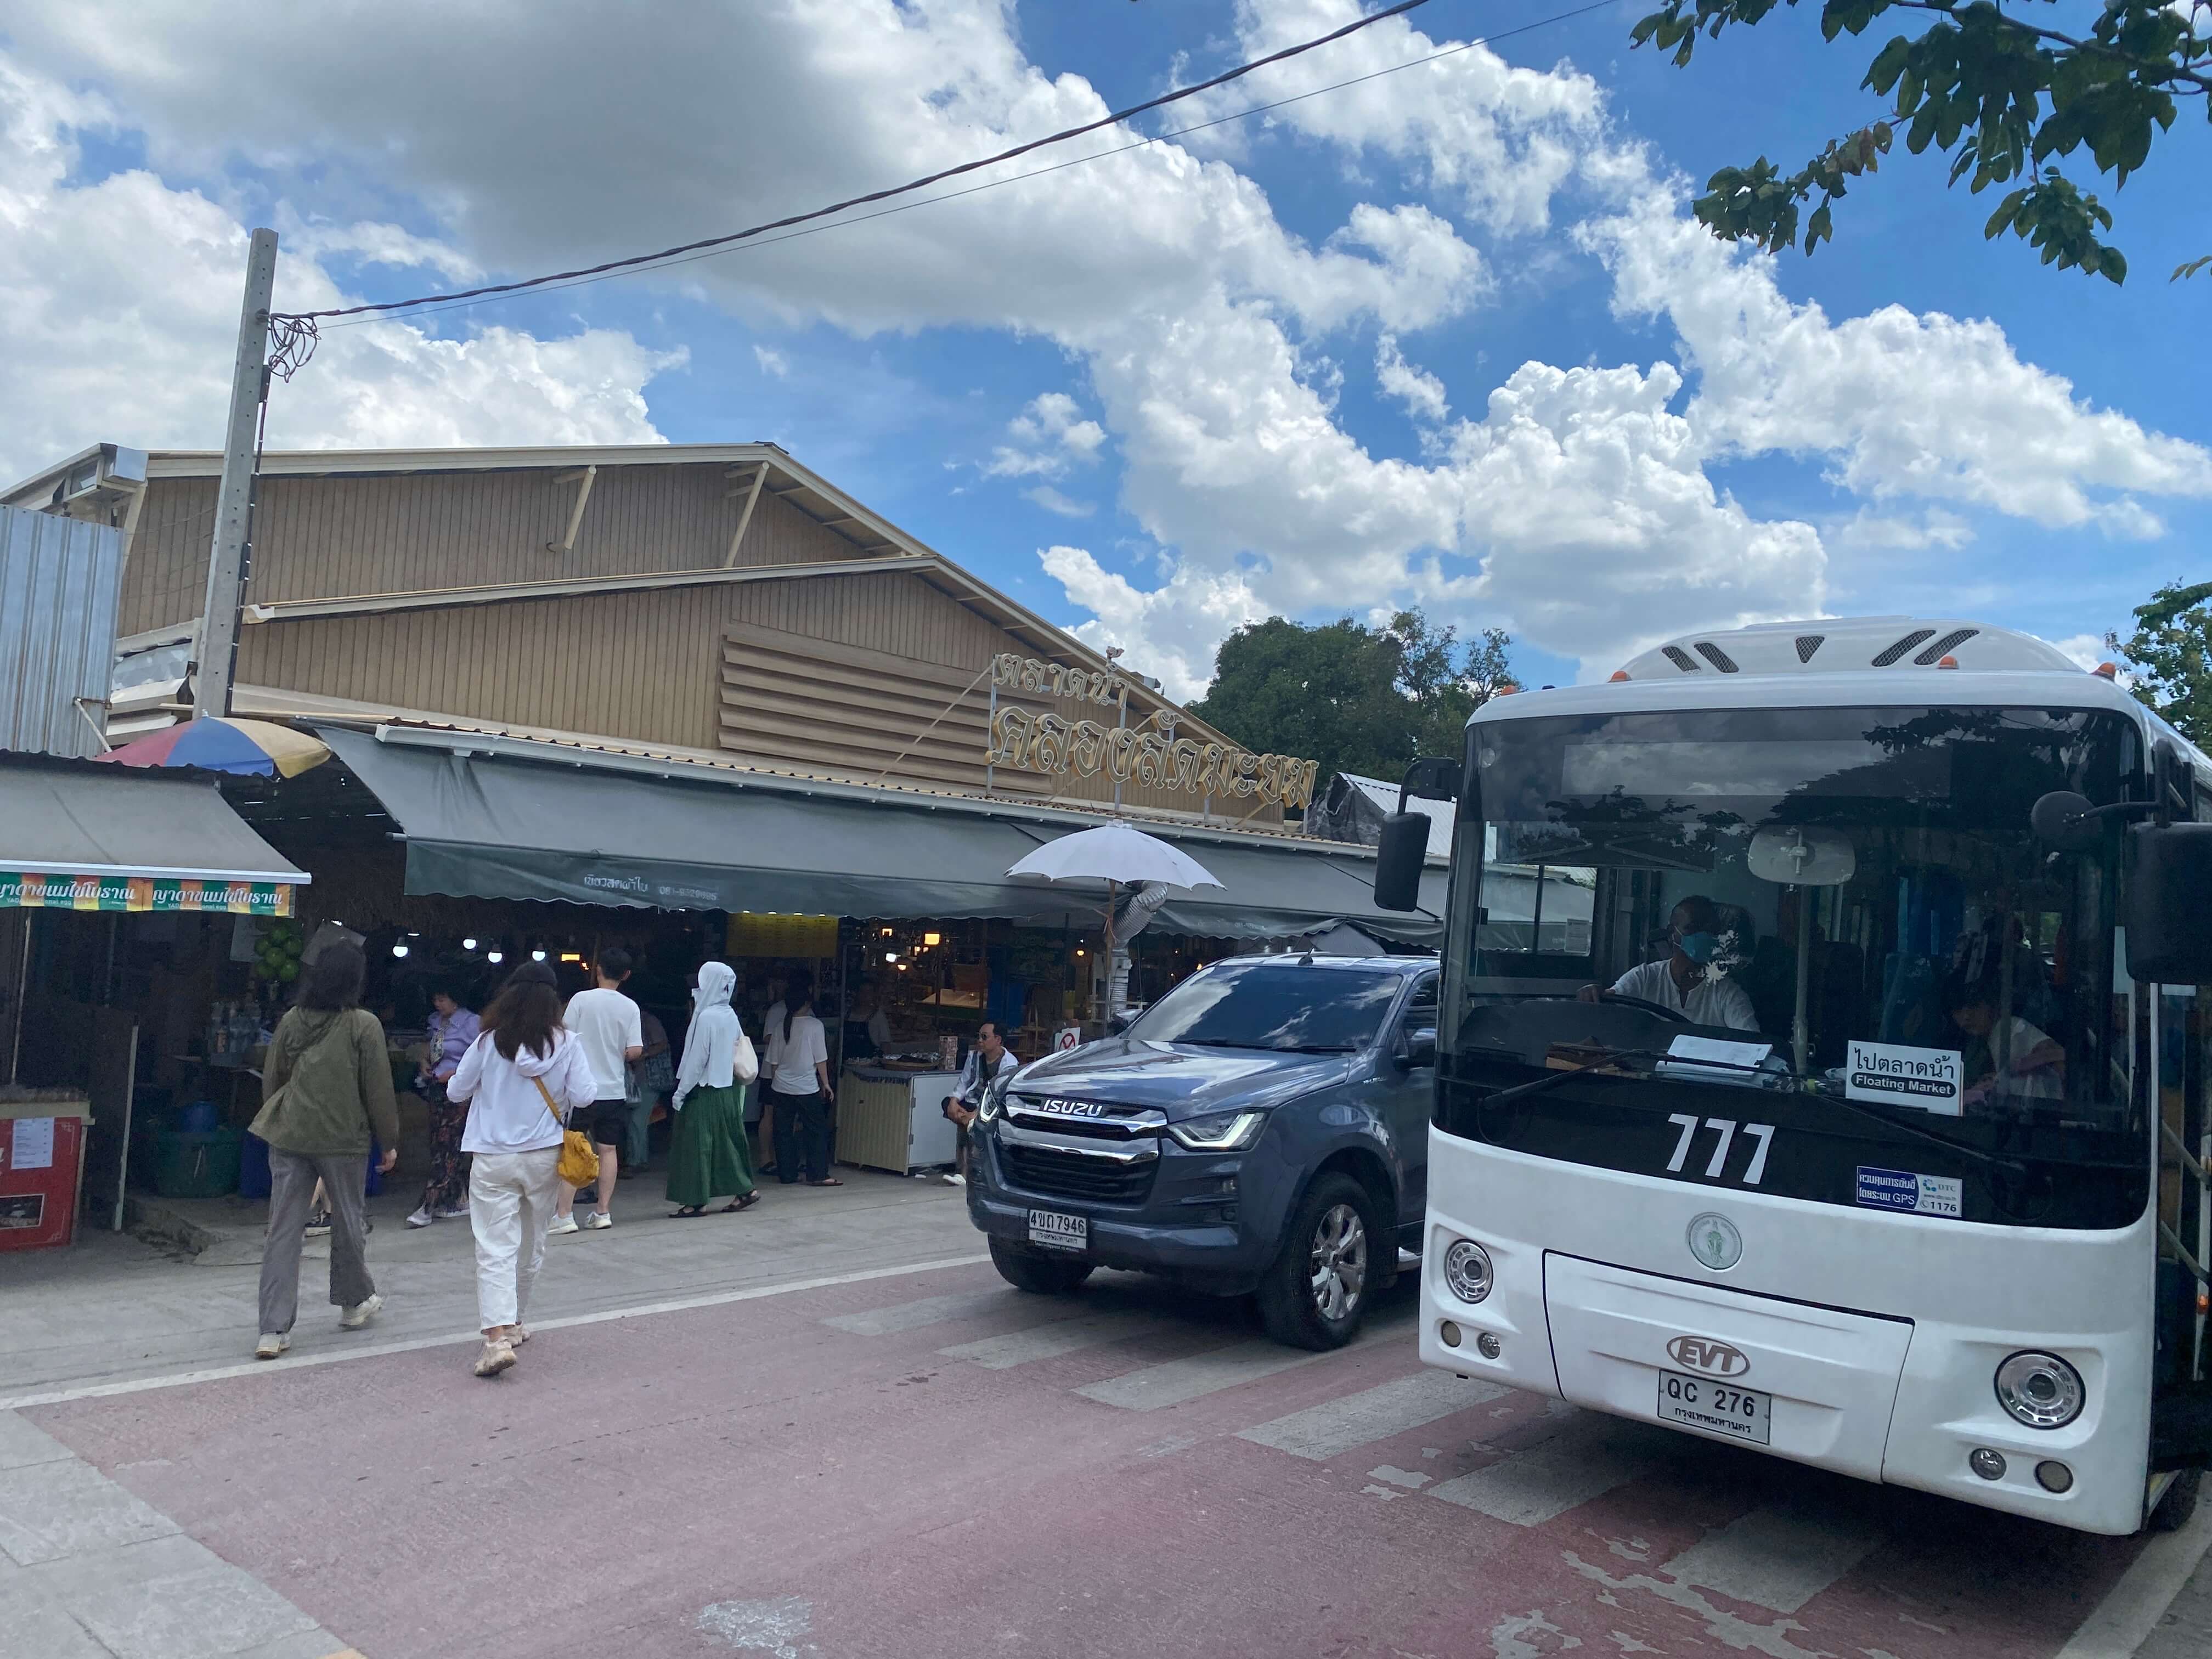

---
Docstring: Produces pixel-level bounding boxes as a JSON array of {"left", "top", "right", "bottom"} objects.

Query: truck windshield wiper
[{"left": 1175, "top": 1038, "right": 1356, "bottom": 1053}]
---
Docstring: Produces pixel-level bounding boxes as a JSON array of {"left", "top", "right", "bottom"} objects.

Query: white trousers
[{"left": 469, "top": 1148, "right": 561, "bottom": 1331}]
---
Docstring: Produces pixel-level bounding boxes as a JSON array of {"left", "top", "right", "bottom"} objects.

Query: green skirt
[{"left": 665, "top": 1082, "right": 755, "bottom": 1208}]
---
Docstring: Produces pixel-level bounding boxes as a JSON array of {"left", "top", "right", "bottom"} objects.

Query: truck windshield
[
  {"left": 1132, "top": 961, "right": 1405, "bottom": 1053},
  {"left": 1438, "top": 704, "right": 2148, "bottom": 1229}
]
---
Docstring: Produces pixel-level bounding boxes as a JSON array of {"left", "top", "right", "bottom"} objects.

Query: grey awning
[
  {"left": 321, "top": 728, "right": 1446, "bottom": 941},
  {"left": 0, "top": 753, "right": 308, "bottom": 903}
]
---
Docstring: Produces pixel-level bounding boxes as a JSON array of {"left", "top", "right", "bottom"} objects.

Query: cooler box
[{"left": 0, "top": 1097, "right": 92, "bottom": 1252}]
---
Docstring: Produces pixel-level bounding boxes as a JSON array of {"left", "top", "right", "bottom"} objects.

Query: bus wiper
[{"left": 1481, "top": 1047, "right": 1675, "bottom": 1104}]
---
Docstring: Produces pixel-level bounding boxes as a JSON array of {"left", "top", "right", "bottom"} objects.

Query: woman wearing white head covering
[{"left": 665, "top": 961, "right": 761, "bottom": 1217}]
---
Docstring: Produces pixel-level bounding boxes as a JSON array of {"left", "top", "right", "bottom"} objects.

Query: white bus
[{"left": 1372, "top": 617, "right": 2212, "bottom": 1536}]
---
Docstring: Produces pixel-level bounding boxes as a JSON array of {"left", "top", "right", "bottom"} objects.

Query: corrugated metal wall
[
  {"left": 120, "top": 462, "right": 856, "bottom": 636},
  {"left": 0, "top": 504, "right": 123, "bottom": 757}
]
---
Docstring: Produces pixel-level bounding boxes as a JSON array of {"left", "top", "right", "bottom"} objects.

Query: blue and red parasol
[{"left": 95, "top": 718, "right": 330, "bottom": 778}]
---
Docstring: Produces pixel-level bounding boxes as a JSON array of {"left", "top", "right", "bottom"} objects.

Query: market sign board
[{"left": 0, "top": 871, "right": 296, "bottom": 916}]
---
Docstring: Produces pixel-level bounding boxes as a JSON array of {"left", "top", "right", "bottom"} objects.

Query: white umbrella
[{"left": 1008, "top": 823, "right": 1222, "bottom": 1020}]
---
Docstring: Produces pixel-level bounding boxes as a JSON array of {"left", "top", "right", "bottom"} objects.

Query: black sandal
[
  {"left": 807, "top": 1177, "right": 844, "bottom": 1187},
  {"left": 672, "top": 1205, "right": 707, "bottom": 1218},
  {"left": 722, "top": 1191, "right": 760, "bottom": 1213}
]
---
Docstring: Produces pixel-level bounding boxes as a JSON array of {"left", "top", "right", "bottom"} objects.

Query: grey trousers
[{"left": 258, "top": 1149, "right": 376, "bottom": 1336}]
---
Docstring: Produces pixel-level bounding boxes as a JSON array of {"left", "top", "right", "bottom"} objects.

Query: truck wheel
[
  {"left": 2151, "top": 1469, "right": 2203, "bottom": 1533},
  {"left": 1257, "top": 1172, "right": 1379, "bottom": 1351},
  {"left": 989, "top": 1237, "right": 1094, "bottom": 1295}
]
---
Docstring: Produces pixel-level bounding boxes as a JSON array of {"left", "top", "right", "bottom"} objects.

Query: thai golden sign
[
  {"left": 985, "top": 706, "right": 1321, "bottom": 809},
  {"left": 991, "top": 652, "right": 1128, "bottom": 705}
]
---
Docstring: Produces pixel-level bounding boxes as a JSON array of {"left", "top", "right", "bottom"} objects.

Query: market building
[{"left": 2, "top": 441, "right": 1446, "bottom": 1204}]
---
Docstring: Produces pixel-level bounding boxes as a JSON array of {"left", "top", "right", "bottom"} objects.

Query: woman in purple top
[{"left": 406, "top": 980, "right": 482, "bottom": 1228}]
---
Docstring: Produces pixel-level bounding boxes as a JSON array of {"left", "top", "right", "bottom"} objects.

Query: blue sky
[{"left": 3, "top": 0, "right": 2206, "bottom": 699}]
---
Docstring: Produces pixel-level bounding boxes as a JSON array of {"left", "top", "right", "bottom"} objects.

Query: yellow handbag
[{"left": 533, "top": 1075, "right": 600, "bottom": 1188}]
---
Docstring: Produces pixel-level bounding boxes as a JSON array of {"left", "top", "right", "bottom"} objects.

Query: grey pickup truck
[{"left": 964, "top": 952, "right": 1438, "bottom": 1348}]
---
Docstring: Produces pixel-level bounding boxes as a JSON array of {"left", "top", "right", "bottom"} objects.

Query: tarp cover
[{"left": 323, "top": 729, "right": 1446, "bottom": 942}]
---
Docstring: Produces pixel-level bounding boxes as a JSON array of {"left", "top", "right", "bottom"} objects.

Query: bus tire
[
  {"left": 2150, "top": 1469, "right": 2203, "bottom": 1533},
  {"left": 1259, "top": 1172, "right": 1380, "bottom": 1351},
  {"left": 989, "top": 1237, "right": 1093, "bottom": 1295}
]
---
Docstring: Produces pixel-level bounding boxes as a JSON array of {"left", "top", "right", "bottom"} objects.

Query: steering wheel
[{"left": 1594, "top": 992, "right": 1694, "bottom": 1024}]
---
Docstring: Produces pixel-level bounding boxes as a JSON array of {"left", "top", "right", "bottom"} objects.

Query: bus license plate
[
  {"left": 1028, "top": 1209, "right": 1088, "bottom": 1252},
  {"left": 1656, "top": 1370, "right": 1771, "bottom": 1446}
]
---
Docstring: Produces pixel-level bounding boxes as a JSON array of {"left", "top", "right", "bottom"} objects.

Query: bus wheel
[
  {"left": 2151, "top": 1469, "right": 2203, "bottom": 1533},
  {"left": 989, "top": 1237, "right": 1094, "bottom": 1295},
  {"left": 1259, "top": 1173, "right": 1378, "bottom": 1351}
]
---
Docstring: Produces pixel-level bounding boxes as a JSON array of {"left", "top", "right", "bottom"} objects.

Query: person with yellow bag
[{"left": 445, "top": 961, "right": 599, "bottom": 1378}]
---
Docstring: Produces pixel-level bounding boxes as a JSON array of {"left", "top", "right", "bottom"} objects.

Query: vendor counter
[{"left": 836, "top": 1062, "right": 960, "bottom": 1176}]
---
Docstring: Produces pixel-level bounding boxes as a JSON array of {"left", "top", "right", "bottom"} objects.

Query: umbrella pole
[{"left": 1103, "top": 879, "right": 1118, "bottom": 1024}]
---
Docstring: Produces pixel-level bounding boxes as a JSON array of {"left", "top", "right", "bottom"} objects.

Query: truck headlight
[
  {"left": 1165, "top": 1110, "right": 1265, "bottom": 1151},
  {"left": 1442, "top": 1238, "right": 1494, "bottom": 1304},
  {"left": 1995, "top": 1351, "right": 2084, "bottom": 1430}
]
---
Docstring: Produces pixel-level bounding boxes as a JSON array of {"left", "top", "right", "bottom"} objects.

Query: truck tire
[
  {"left": 1257, "top": 1172, "right": 1380, "bottom": 1351},
  {"left": 989, "top": 1237, "right": 1094, "bottom": 1295},
  {"left": 2151, "top": 1469, "right": 2202, "bottom": 1533}
]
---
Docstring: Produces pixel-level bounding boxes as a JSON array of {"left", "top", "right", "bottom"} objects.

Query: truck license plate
[
  {"left": 1028, "top": 1209, "right": 1087, "bottom": 1252},
  {"left": 1656, "top": 1370, "right": 1771, "bottom": 1446}
]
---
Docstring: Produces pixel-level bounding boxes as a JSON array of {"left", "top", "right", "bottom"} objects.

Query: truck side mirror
[
  {"left": 1374, "top": 813, "right": 1429, "bottom": 912},
  {"left": 2126, "top": 822, "right": 2212, "bottom": 983},
  {"left": 1397, "top": 1026, "right": 1437, "bottom": 1071}
]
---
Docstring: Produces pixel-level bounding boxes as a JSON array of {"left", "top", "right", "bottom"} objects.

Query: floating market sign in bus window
[{"left": 1845, "top": 1040, "right": 1963, "bottom": 1116}]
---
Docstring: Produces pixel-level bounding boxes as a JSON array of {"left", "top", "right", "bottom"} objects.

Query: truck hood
[{"left": 1008, "top": 1040, "right": 1355, "bottom": 1120}]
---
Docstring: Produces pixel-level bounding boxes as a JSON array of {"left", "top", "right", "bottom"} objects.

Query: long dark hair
[
  {"left": 297, "top": 943, "right": 366, "bottom": 1012},
  {"left": 783, "top": 969, "right": 814, "bottom": 1044},
  {"left": 481, "top": 961, "right": 563, "bottom": 1062}
]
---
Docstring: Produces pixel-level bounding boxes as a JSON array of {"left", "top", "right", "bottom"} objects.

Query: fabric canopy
[
  {"left": 321, "top": 729, "right": 1447, "bottom": 943},
  {"left": 0, "top": 754, "right": 308, "bottom": 915}
]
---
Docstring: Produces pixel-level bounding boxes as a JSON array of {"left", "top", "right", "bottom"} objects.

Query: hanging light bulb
[
  {"left": 486, "top": 950, "right": 505, "bottom": 965},
  {"left": 532, "top": 949, "right": 548, "bottom": 962},
  {"left": 391, "top": 942, "right": 410, "bottom": 958},
  {"left": 462, "top": 937, "right": 478, "bottom": 951}
]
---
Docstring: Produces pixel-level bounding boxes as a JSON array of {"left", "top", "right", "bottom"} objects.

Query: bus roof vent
[
  {"left": 1661, "top": 646, "right": 1701, "bottom": 673},
  {"left": 1795, "top": 634, "right": 1825, "bottom": 663},
  {"left": 1872, "top": 628, "right": 1937, "bottom": 667},
  {"left": 1914, "top": 627, "right": 1979, "bottom": 665},
  {"left": 1693, "top": 641, "right": 1741, "bottom": 673}
]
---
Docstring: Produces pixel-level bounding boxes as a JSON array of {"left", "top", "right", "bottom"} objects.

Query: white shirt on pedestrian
[
  {"left": 765, "top": 1012, "right": 829, "bottom": 1094},
  {"left": 449, "top": 1029, "right": 599, "bottom": 1155},
  {"left": 1609, "top": 961, "right": 1759, "bottom": 1031},
  {"left": 565, "top": 986, "right": 642, "bottom": 1100}
]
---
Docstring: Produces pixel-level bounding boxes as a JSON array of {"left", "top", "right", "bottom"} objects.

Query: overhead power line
[{"left": 272, "top": 0, "right": 1434, "bottom": 327}]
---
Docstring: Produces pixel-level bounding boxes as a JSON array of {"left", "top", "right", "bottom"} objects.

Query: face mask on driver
[{"left": 1674, "top": 930, "right": 1719, "bottom": 965}]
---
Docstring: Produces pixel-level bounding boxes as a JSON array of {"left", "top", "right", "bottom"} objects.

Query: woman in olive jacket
[{"left": 250, "top": 943, "right": 400, "bottom": 1359}]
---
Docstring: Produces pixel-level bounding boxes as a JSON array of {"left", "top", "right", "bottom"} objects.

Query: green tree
[
  {"left": 1189, "top": 610, "right": 1515, "bottom": 805},
  {"left": 2111, "top": 579, "right": 2212, "bottom": 747},
  {"left": 1630, "top": 0, "right": 2212, "bottom": 283}
]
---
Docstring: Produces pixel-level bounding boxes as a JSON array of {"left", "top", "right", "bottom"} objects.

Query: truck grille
[{"left": 998, "top": 1142, "right": 1157, "bottom": 1206}]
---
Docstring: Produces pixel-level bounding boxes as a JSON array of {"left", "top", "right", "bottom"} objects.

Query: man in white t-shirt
[
  {"left": 554, "top": 947, "right": 644, "bottom": 1231},
  {"left": 1578, "top": 895, "right": 1759, "bottom": 1032},
  {"left": 1946, "top": 980, "right": 2065, "bottom": 1104}
]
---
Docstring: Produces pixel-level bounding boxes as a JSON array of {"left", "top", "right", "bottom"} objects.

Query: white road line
[
  {"left": 821, "top": 1289, "right": 1015, "bottom": 1336},
  {"left": 2055, "top": 1495, "right": 2212, "bottom": 1659},
  {"left": 1657, "top": 1503, "right": 1887, "bottom": 1615},
  {"left": 1427, "top": 1417, "right": 1656, "bottom": 1527},
  {"left": 1076, "top": 1339, "right": 1335, "bottom": 1412},
  {"left": 939, "top": 1310, "right": 1178, "bottom": 1369},
  {"left": 0, "top": 1253, "right": 991, "bottom": 1410},
  {"left": 1238, "top": 1372, "right": 1509, "bottom": 1462}
]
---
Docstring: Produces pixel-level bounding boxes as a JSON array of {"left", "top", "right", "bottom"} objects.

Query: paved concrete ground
[{"left": 7, "top": 1176, "right": 2212, "bottom": 1657}]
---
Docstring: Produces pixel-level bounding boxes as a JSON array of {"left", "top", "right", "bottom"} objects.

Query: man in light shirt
[
  {"left": 554, "top": 947, "right": 644, "bottom": 1231},
  {"left": 1579, "top": 895, "right": 1759, "bottom": 1032}
]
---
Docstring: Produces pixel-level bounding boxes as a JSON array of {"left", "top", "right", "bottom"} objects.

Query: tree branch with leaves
[{"left": 1631, "top": 0, "right": 2211, "bottom": 283}]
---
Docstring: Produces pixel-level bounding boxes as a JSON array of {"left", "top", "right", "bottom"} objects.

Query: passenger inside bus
[
  {"left": 1576, "top": 895, "right": 1760, "bottom": 1031},
  {"left": 1945, "top": 975, "right": 2066, "bottom": 1105}
]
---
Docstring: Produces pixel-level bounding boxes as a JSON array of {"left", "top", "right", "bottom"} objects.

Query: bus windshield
[{"left": 1439, "top": 704, "right": 2148, "bottom": 1229}]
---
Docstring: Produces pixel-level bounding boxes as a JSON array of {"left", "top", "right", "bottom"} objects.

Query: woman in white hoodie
[
  {"left": 445, "top": 961, "right": 597, "bottom": 1378},
  {"left": 665, "top": 960, "right": 761, "bottom": 1217}
]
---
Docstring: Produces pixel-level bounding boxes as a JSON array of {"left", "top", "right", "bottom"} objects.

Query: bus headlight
[
  {"left": 1995, "top": 1351, "right": 2085, "bottom": 1430},
  {"left": 1442, "top": 1238, "right": 1494, "bottom": 1304}
]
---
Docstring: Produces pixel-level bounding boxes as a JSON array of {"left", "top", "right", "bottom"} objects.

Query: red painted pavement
[{"left": 29, "top": 1267, "right": 2145, "bottom": 1657}]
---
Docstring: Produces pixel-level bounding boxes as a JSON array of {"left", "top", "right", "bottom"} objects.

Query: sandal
[
  {"left": 807, "top": 1177, "right": 844, "bottom": 1187},
  {"left": 722, "top": 1192, "right": 760, "bottom": 1213},
  {"left": 672, "top": 1205, "right": 707, "bottom": 1218}
]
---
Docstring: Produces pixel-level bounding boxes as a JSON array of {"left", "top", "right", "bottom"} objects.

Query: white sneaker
[
  {"left": 584, "top": 1210, "right": 613, "bottom": 1230},
  {"left": 405, "top": 1205, "right": 434, "bottom": 1228},
  {"left": 338, "top": 1293, "right": 383, "bottom": 1330},
  {"left": 473, "top": 1338, "right": 516, "bottom": 1379},
  {"left": 254, "top": 1333, "right": 289, "bottom": 1360},
  {"left": 546, "top": 1215, "right": 579, "bottom": 1235},
  {"left": 942, "top": 1172, "right": 966, "bottom": 1187}
]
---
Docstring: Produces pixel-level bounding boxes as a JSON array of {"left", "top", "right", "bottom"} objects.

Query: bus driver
[{"left": 1578, "top": 895, "right": 1760, "bottom": 1032}]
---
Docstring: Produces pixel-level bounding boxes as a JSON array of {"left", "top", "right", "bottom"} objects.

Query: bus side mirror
[
  {"left": 2126, "top": 822, "right": 2212, "bottom": 983},
  {"left": 1374, "top": 814, "right": 1429, "bottom": 912},
  {"left": 2032, "top": 791, "right": 2102, "bottom": 852}
]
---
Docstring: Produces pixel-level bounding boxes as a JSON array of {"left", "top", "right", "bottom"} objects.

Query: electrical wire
[
  {"left": 272, "top": 0, "right": 1435, "bottom": 326},
  {"left": 314, "top": 0, "right": 1621, "bottom": 334}
]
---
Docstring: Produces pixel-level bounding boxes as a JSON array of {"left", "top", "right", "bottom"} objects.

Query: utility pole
[{"left": 193, "top": 228, "right": 279, "bottom": 720}]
